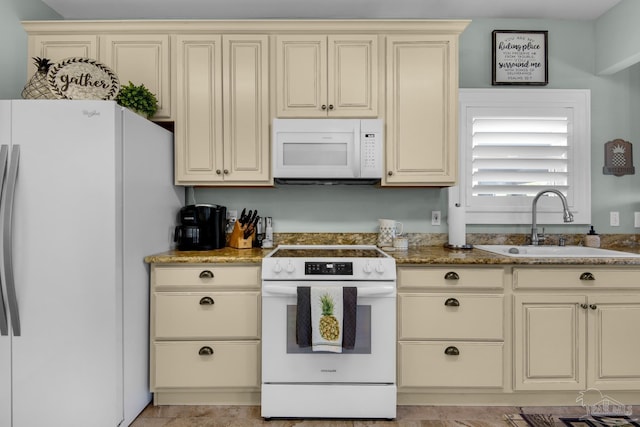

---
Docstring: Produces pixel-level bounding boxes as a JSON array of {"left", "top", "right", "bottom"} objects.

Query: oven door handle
[{"left": 262, "top": 285, "right": 396, "bottom": 297}]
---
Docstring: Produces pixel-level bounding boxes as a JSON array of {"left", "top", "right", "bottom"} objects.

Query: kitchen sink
[{"left": 474, "top": 244, "right": 640, "bottom": 258}]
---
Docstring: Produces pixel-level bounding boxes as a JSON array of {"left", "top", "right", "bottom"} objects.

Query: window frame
[{"left": 458, "top": 89, "right": 591, "bottom": 225}]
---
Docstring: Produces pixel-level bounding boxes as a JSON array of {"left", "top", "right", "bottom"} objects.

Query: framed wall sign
[{"left": 492, "top": 30, "right": 548, "bottom": 85}]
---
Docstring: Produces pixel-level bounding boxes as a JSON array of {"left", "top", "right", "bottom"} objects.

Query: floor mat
[{"left": 505, "top": 414, "right": 640, "bottom": 427}]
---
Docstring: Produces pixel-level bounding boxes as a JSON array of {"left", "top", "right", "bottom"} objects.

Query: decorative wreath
[{"left": 47, "top": 57, "right": 120, "bottom": 100}]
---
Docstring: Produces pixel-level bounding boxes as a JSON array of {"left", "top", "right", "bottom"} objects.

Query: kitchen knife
[
  {"left": 244, "top": 215, "right": 260, "bottom": 239},
  {"left": 239, "top": 208, "right": 247, "bottom": 225}
]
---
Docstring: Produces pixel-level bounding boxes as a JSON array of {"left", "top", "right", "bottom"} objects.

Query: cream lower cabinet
[
  {"left": 384, "top": 35, "right": 460, "bottom": 186},
  {"left": 175, "top": 34, "right": 270, "bottom": 185},
  {"left": 150, "top": 264, "right": 261, "bottom": 405},
  {"left": 513, "top": 267, "right": 640, "bottom": 391},
  {"left": 397, "top": 266, "right": 505, "bottom": 389},
  {"left": 275, "top": 35, "right": 378, "bottom": 117}
]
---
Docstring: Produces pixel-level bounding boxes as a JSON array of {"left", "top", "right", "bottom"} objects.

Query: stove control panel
[{"left": 305, "top": 262, "right": 353, "bottom": 276}]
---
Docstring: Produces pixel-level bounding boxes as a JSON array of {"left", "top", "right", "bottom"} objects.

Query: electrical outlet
[
  {"left": 610, "top": 211, "right": 620, "bottom": 227},
  {"left": 226, "top": 209, "right": 238, "bottom": 233},
  {"left": 431, "top": 210, "right": 441, "bottom": 226},
  {"left": 635, "top": 212, "right": 640, "bottom": 228}
]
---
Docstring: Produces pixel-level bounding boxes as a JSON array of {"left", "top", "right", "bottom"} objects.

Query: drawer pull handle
[
  {"left": 581, "top": 303, "right": 588, "bottom": 309},
  {"left": 444, "top": 346, "right": 460, "bottom": 356},
  {"left": 444, "top": 298, "right": 460, "bottom": 307},
  {"left": 199, "top": 296, "right": 214, "bottom": 305},
  {"left": 198, "top": 346, "right": 214, "bottom": 356},
  {"left": 590, "top": 304, "right": 598, "bottom": 310},
  {"left": 580, "top": 272, "right": 595, "bottom": 281},
  {"left": 444, "top": 271, "right": 459, "bottom": 280},
  {"left": 199, "top": 270, "right": 214, "bottom": 279}
]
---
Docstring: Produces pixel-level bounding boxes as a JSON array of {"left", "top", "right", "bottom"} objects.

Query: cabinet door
[
  {"left": 275, "top": 35, "right": 327, "bottom": 117},
  {"left": 588, "top": 295, "right": 640, "bottom": 390},
  {"left": 222, "top": 35, "right": 270, "bottom": 183},
  {"left": 327, "top": 35, "right": 378, "bottom": 117},
  {"left": 101, "top": 35, "right": 171, "bottom": 119},
  {"left": 175, "top": 35, "right": 224, "bottom": 184},
  {"left": 385, "top": 35, "right": 458, "bottom": 186},
  {"left": 513, "top": 294, "right": 587, "bottom": 390},
  {"left": 28, "top": 35, "right": 98, "bottom": 73}
]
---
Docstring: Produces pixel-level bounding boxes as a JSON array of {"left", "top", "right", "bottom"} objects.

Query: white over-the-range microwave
[{"left": 272, "top": 118, "right": 383, "bottom": 183}]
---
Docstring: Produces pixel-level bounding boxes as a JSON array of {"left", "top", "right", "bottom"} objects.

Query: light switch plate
[
  {"left": 635, "top": 212, "right": 640, "bottom": 228},
  {"left": 610, "top": 211, "right": 620, "bottom": 227},
  {"left": 432, "top": 211, "right": 441, "bottom": 226}
]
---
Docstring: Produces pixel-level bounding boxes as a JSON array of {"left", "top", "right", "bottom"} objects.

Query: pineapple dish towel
[{"left": 311, "top": 287, "right": 344, "bottom": 353}]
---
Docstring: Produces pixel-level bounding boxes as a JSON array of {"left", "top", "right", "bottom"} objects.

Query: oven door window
[{"left": 286, "top": 305, "right": 371, "bottom": 354}]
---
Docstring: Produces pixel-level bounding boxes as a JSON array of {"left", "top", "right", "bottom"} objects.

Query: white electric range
[{"left": 261, "top": 245, "right": 397, "bottom": 419}]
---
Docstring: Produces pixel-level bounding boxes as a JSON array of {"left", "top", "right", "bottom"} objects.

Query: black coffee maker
[{"left": 174, "top": 204, "right": 227, "bottom": 250}]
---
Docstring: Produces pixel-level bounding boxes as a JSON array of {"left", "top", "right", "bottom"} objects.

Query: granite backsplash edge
[{"left": 272, "top": 233, "right": 640, "bottom": 248}]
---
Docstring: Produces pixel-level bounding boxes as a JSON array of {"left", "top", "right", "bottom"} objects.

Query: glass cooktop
[{"left": 268, "top": 245, "right": 388, "bottom": 259}]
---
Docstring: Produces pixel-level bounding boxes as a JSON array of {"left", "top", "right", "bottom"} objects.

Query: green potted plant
[{"left": 115, "top": 81, "right": 158, "bottom": 119}]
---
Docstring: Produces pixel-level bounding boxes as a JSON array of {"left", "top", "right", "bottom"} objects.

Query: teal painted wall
[
  {"left": 595, "top": 0, "right": 640, "bottom": 74},
  {"left": 0, "top": 0, "right": 60, "bottom": 99},
  {"left": 0, "top": 2, "right": 638, "bottom": 235}
]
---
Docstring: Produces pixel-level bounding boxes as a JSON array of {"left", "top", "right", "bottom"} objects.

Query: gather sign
[{"left": 47, "top": 57, "right": 120, "bottom": 100}]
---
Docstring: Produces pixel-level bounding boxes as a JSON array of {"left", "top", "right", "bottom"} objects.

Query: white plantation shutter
[{"left": 459, "top": 90, "right": 591, "bottom": 225}]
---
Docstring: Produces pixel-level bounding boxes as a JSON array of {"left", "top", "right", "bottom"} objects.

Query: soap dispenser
[{"left": 585, "top": 226, "right": 600, "bottom": 248}]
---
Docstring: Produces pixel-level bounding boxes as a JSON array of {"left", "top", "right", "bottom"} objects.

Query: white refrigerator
[{"left": 0, "top": 100, "right": 182, "bottom": 427}]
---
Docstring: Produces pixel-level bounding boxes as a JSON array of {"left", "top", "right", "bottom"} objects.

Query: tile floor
[{"left": 130, "top": 405, "right": 621, "bottom": 427}]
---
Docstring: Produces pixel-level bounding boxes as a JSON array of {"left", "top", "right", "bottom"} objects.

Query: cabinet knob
[
  {"left": 216, "top": 169, "right": 222, "bottom": 175},
  {"left": 328, "top": 104, "right": 334, "bottom": 110},
  {"left": 581, "top": 303, "right": 588, "bottom": 309},
  {"left": 444, "top": 297, "right": 460, "bottom": 307},
  {"left": 387, "top": 171, "right": 393, "bottom": 176},
  {"left": 199, "top": 270, "right": 214, "bottom": 279},
  {"left": 198, "top": 346, "right": 214, "bottom": 356},
  {"left": 199, "top": 296, "right": 214, "bottom": 305},
  {"left": 590, "top": 304, "right": 597, "bottom": 310},
  {"left": 444, "top": 346, "right": 460, "bottom": 356},
  {"left": 223, "top": 169, "right": 229, "bottom": 175},
  {"left": 580, "top": 272, "right": 595, "bottom": 281},
  {"left": 444, "top": 271, "right": 460, "bottom": 281},
  {"left": 321, "top": 104, "right": 327, "bottom": 110}
]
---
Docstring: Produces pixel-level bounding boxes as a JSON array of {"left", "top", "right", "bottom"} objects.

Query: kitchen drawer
[
  {"left": 398, "top": 294, "right": 503, "bottom": 340},
  {"left": 514, "top": 268, "right": 640, "bottom": 290},
  {"left": 153, "top": 341, "right": 260, "bottom": 389},
  {"left": 397, "top": 267, "right": 504, "bottom": 290},
  {"left": 398, "top": 341, "right": 503, "bottom": 388},
  {"left": 154, "top": 292, "right": 260, "bottom": 339},
  {"left": 152, "top": 265, "right": 261, "bottom": 289}
]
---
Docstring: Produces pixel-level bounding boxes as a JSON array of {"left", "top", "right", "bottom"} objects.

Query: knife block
[{"left": 228, "top": 221, "right": 253, "bottom": 249}]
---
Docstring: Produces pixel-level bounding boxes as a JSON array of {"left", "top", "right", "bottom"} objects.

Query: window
[{"left": 458, "top": 89, "right": 591, "bottom": 225}]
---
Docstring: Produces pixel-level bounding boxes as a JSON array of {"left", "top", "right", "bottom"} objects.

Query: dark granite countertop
[{"left": 144, "top": 244, "right": 640, "bottom": 265}]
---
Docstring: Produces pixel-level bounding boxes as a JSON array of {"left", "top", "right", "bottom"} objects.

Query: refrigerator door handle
[
  {"left": 4, "top": 144, "right": 20, "bottom": 336},
  {"left": 0, "top": 144, "right": 8, "bottom": 335}
]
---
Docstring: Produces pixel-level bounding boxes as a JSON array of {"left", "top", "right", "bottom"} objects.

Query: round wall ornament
[{"left": 47, "top": 57, "right": 120, "bottom": 100}]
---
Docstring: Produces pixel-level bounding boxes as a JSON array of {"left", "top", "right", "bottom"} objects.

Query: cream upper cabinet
[
  {"left": 175, "top": 34, "right": 270, "bottom": 185},
  {"left": 275, "top": 35, "right": 378, "bottom": 117},
  {"left": 28, "top": 34, "right": 98, "bottom": 71},
  {"left": 513, "top": 268, "right": 640, "bottom": 391},
  {"left": 100, "top": 35, "right": 171, "bottom": 119},
  {"left": 384, "top": 35, "right": 459, "bottom": 186}
]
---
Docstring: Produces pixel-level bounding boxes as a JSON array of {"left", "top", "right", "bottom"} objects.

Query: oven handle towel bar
[{"left": 262, "top": 285, "right": 395, "bottom": 297}]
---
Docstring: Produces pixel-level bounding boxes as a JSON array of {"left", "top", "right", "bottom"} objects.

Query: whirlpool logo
[{"left": 321, "top": 369, "right": 337, "bottom": 373}]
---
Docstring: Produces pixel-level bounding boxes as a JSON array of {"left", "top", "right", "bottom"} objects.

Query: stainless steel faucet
[{"left": 530, "top": 189, "right": 574, "bottom": 246}]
